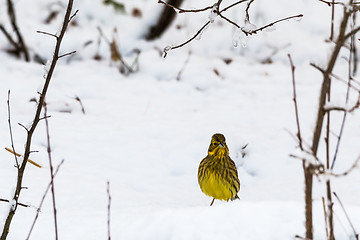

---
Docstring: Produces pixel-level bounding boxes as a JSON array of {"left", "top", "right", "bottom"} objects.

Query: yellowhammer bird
[{"left": 198, "top": 133, "right": 240, "bottom": 206}]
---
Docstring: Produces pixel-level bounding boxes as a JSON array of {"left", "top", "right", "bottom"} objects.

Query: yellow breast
[{"left": 198, "top": 168, "right": 236, "bottom": 201}]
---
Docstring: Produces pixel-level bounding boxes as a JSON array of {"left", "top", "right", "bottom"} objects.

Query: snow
[{"left": 0, "top": 0, "right": 360, "bottom": 239}]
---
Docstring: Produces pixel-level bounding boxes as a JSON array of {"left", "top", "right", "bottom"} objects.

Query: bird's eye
[{"left": 213, "top": 142, "right": 218, "bottom": 146}]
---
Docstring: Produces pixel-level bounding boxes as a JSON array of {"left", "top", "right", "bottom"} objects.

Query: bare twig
[
  {"left": 311, "top": 63, "right": 360, "bottom": 91},
  {"left": 288, "top": 53, "right": 315, "bottom": 238},
  {"left": 331, "top": 19, "right": 357, "bottom": 170},
  {"left": 220, "top": 0, "right": 248, "bottom": 13},
  {"left": 318, "top": 0, "right": 345, "bottom": 6},
  {"left": 288, "top": 54, "right": 304, "bottom": 151},
  {"left": 58, "top": 50, "right": 76, "bottom": 59},
  {"left": 68, "top": 9, "right": 79, "bottom": 23},
  {"left": 163, "top": 21, "right": 211, "bottom": 57},
  {"left": 328, "top": 156, "right": 359, "bottom": 177},
  {"left": 5, "top": 0, "right": 29, "bottom": 61},
  {"left": 74, "top": 96, "right": 86, "bottom": 114},
  {"left": 36, "top": 31, "right": 58, "bottom": 39},
  {"left": 43, "top": 102, "right": 59, "bottom": 240},
  {"left": 330, "top": 0, "right": 335, "bottom": 40},
  {"left": 1, "top": 0, "right": 75, "bottom": 238},
  {"left": 107, "top": 181, "right": 111, "bottom": 240},
  {"left": 0, "top": 198, "right": 30, "bottom": 208},
  {"left": 0, "top": 25, "right": 19, "bottom": 50},
  {"left": 322, "top": 197, "right": 330, "bottom": 239},
  {"left": 295, "top": 235, "right": 312, "bottom": 240},
  {"left": 176, "top": 50, "right": 192, "bottom": 80},
  {"left": 26, "top": 160, "right": 65, "bottom": 240},
  {"left": 7, "top": 90, "right": 19, "bottom": 168},
  {"left": 158, "top": 0, "right": 213, "bottom": 13},
  {"left": 245, "top": 0, "right": 255, "bottom": 22},
  {"left": 333, "top": 192, "right": 359, "bottom": 240},
  {"left": 242, "top": 14, "right": 303, "bottom": 35}
]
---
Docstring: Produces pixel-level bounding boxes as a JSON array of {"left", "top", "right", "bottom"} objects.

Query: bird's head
[{"left": 208, "top": 133, "right": 229, "bottom": 157}]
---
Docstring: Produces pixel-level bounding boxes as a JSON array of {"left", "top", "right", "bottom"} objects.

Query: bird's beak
[{"left": 219, "top": 142, "right": 225, "bottom": 148}]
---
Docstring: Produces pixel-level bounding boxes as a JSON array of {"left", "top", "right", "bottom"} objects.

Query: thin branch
[
  {"left": 1, "top": 0, "right": 75, "bottom": 238},
  {"left": 58, "top": 50, "right": 76, "bottom": 59},
  {"left": 68, "top": 9, "right": 79, "bottom": 23},
  {"left": 163, "top": 21, "right": 211, "bottom": 57},
  {"left": 158, "top": 0, "right": 213, "bottom": 13},
  {"left": 0, "top": 25, "right": 19, "bottom": 50},
  {"left": 107, "top": 181, "right": 111, "bottom": 240},
  {"left": 331, "top": 24, "right": 357, "bottom": 170},
  {"left": 330, "top": 0, "right": 335, "bottom": 40},
  {"left": 36, "top": 30, "right": 58, "bottom": 39},
  {"left": 44, "top": 102, "right": 59, "bottom": 240},
  {"left": 245, "top": 0, "right": 255, "bottom": 22},
  {"left": 288, "top": 54, "right": 304, "bottom": 151},
  {"left": 244, "top": 14, "right": 303, "bottom": 35},
  {"left": 322, "top": 197, "right": 330, "bottom": 239},
  {"left": 218, "top": 13, "right": 241, "bottom": 28},
  {"left": 74, "top": 96, "right": 86, "bottom": 114},
  {"left": 38, "top": 115, "right": 52, "bottom": 121},
  {"left": 0, "top": 198, "right": 30, "bottom": 208},
  {"left": 26, "top": 160, "right": 65, "bottom": 240},
  {"left": 323, "top": 101, "right": 360, "bottom": 113},
  {"left": 6, "top": 0, "right": 29, "bottom": 61},
  {"left": 333, "top": 192, "right": 359, "bottom": 240},
  {"left": 7, "top": 90, "right": 19, "bottom": 168},
  {"left": 17, "top": 122, "right": 29, "bottom": 132},
  {"left": 318, "top": 0, "right": 345, "bottom": 6},
  {"left": 220, "top": 0, "right": 248, "bottom": 13},
  {"left": 176, "top": 50, "right": 192, "bottom": 81},
  {"left": 328, "top": 156, "right": 359, "bottom": 177},
  {"left": 344, "top": 26, "right": 360, "bottom": 40},
  {"left": 311, "top": 63, "right": 360, "bottom": 91}
]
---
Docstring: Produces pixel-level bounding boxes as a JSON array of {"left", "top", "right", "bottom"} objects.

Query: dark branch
[
  {"left": 244, "top": 14, "right": 303, "bottom": 35},
  {"left": 58, "top": 50, "right": 77, "bottom": 59},
  {"left": 163, "top": 21, "right": 211, "bottom": 57},
  {"left": 7, "top": 90, "right": 19, "bottom": 168},
  {"left": 0, "top": 198, "right": 30, "bottom": 208},
  {"left": 36, "top": 30, "right": 58, "bottom": 39},
  {"left": 1, "top": 0, "right": 75, "bottom": 238},
  {"left": 288, "top": 54, "right": 304, "bottom": 151},
  {"left": 158, "top": 0, "right": 213, "bottom": 13}
]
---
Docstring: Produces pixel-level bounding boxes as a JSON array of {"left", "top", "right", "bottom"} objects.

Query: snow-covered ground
[{"left": 1, "top": 0, "right": 360, "bottom": 239}]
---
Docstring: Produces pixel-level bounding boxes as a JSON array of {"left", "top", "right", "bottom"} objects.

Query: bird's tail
[{"left": 231, "top": 194, "right": 240, "bottom": 201}]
